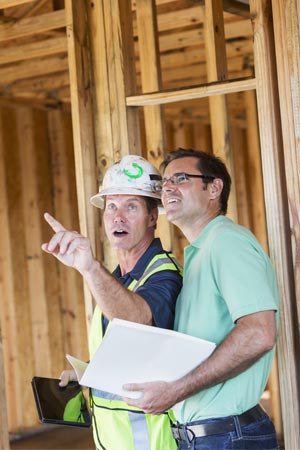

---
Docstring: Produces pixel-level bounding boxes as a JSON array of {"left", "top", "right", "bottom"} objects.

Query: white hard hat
[{"left": 90, "top": 155, "right": 162, "bottom": 209}]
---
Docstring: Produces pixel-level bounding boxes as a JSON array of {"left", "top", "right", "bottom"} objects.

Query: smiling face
[
  {"left": 161, "top": 157, "right": 222, "bottom": 241},
  {"left": 103, "top": 195, "right": 158, "bottom": 255}
]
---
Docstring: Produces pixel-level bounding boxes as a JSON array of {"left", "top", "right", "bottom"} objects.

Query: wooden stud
[
  {"left": 244, "top": 90, "right": 268, "bottom": 250},
  {"left": 0, "top": 107, "right": 30, "bottom": 431},
  {"left": 0, "top": 107, "right": 17, "bottom": 439},
  {"left": 204, "top": 0, "right": 238, "bottom": 221},
  {"left": 17, "top": 107, "right": 53, "bottom": 428},
  {"left": 231, "top": 125, "right": 252, "bottom": 229},
  {"left": 135, "top": 0, "right": 171, "bottom": 250},
  {"left": 0, "top": 324, "right": 9, "bottom": 449},
  {"left": 250, "top": 1, "right": 300, "bottom": 448},
  {"left": 65, "top": 0, "right": 98, "bottom": 330},
  {"left": 87, "top": 0, "right": 142, "bottom": 271},
  {"left": 271, "top": 0, "right": 300, "bottom": 346},
  {"left": 47, "top": 110, "right": 88, "bottom": 360}
]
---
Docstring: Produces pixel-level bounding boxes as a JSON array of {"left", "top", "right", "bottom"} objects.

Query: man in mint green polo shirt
[{"left": 124, "top": 148, "right": 279, "bottom": 450}]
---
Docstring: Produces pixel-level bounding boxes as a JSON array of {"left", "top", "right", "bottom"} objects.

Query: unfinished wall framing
[{"left": 0, "top": 1, "right": 299, "bottom": 449}]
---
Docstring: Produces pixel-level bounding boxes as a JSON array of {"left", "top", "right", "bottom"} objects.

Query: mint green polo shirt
[{"left": 174, "top": 216, "right": 279, "bottom": 423}]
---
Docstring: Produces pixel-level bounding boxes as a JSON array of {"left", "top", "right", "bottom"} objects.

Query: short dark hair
[
  {"left": 160, "top": 148, "right": 231, "bottom": 214},
  {"left": 144, "top": 196, "right": 159, "bottom": 213}
]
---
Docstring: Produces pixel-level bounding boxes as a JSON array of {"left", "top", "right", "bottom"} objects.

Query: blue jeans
[{"left": 177, "top": 414, "right": 278, "bottom": 450}]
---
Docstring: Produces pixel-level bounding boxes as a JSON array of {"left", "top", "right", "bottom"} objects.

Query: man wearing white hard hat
[{"left": 42, "top": 155, "right": 182, "bottom": 450}]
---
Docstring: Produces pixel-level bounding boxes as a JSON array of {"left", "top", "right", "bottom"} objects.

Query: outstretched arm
[
  {"left": 123, "top": 310, "right": 277, "bottom": 414},
  {"left": 42, "top": 213, "right": 152, "bottom": 324}
]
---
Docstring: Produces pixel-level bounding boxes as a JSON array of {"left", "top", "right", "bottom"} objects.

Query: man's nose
[
  {"left": 113, "top": 212, "right": 126, "bottom": 223},
  {"left": 162, "top": 179, "right": 175, "bottom": 192}
]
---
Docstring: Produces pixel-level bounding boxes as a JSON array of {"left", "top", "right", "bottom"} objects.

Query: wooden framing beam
[
  {"left": 0, "top": 9, "right": 65, "bottom": 42},
  {"left": 204, "top": 0, "right": 237, "bottom": 220},
  {"left": 10, "top": 71, "right": 69, "bottom": 94},
  {"left": 0, "top": 0, "right": 33, "bottom": 7},
  {"left": 0, "top": 327, "right": 9, "bottom": 450},
  {"left": 0, "top": 36, "right": 67, "bottom": 64},
  {"left": 126, "top": 77, "right": 256, "bottom": 106},
  {"left": 0, "top": 122, "right": 10, "bottom": 449},
  {"left": 86, "top": 0, "right": 142, "bottom": 271},
  {"left": 250, "top": 0, "right": 300, "bottom": 448},
  {"left": 65, "top": 0, "right": 98, "bottom": 330},
  {"left": 136, "top": 0, "right": 165, "bottom": 159},
  {"left": 0, "top": 54, "right": 68, "bottom": 85},
  {"left": 271, "top": 0, "right": 300, "bottom": 334},
  {"left": 271, "top": 0, "right": 300, "bottom": 441},
  {"left": 135, "top": 0, "right": 171, "bottom": 250}
]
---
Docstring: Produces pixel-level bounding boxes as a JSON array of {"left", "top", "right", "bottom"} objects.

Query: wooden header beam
[{"left": 126, "top": 77, "right": 256, "bottom": 106}]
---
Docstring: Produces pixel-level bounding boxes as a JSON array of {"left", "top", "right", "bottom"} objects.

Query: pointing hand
[{"left": 42, "top": 213, "right": 94, "bottom": 273}]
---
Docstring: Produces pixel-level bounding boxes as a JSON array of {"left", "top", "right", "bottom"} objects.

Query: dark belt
[{"left": 171, "top": 404, "right": 266, "bottom": 441}]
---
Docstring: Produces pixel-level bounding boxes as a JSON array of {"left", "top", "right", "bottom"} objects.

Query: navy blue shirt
[{"left": 102, "top": 238, "right": 182, "bottom": 333}]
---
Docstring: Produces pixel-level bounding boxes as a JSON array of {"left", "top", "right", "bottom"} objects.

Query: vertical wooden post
[
  {"left": 271, "top": 0, "right": 300, "bottom": 346},
  {"left": 135, "top": 0, "right": 165, "bottom": 160},
  {"left": 204, "top": 0, "right": 238, "bottom": 220},
  {"left": 65, "top": 0, "right": 98, "bottom": 330},
  {"left": 48, "top": 110, "right": 88, "bottom": 359},
  {"left": 271, "top": 0, "right": 300, "bottom": 440},
  {"left": 135, "top": 0, "right": 171, "bottom": 250},
  {"left": 231, "top": 126, "right": 252, "bottom": 229},
  {"left": 0, "top": 112, "right": 10, "bottom": 444},
  {"left": 87, "top": 0, "right": 142, "bottom": 270},
  {"left": 244, "top": 89, "right": 282, "bottom": 437},
  {"left": 250, "top": 1, "right": 300, "bottom": 448},
  {"left": 0, "top": 323, "right": 9, "bottom": 450},
  {"left": 18, "top": 108, "right": 51, "bottom": 376},
  {"left": 244, "top": 90, "right": 268, "bottom": 250},
  {"left": 0, "top": 108, "right": 26, "bottom": 431}
]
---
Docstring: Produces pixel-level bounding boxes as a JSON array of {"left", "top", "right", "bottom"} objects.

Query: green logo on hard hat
[{"left": 123, "top": 163, "right": 144, "bottom": 179}]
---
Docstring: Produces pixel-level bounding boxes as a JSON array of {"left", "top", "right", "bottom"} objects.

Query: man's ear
[
  {"left": 149, "top": 207, "right": 159, "bottom": 226},
  {"left": 210, "top": 178, "right": 223, "bottom": 199}
]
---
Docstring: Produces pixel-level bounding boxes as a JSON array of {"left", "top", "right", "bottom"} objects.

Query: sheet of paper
[
  {"left": 66, "top": 354, "right": 88, "bottom": 382},
  {"left": 76, "top": 318, "right": 216, "bottom": 399}
]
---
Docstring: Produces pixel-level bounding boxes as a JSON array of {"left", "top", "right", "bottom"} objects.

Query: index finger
[{"left": 44, "top": 212, "right": 67, "bottom": 233}]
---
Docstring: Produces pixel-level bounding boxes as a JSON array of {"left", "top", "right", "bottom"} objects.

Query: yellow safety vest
[{"left": 89, "top": 252, "right": 182, "bottom": 450}]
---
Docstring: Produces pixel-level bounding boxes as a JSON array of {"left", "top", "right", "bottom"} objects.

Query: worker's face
[
  {"left": 103, "top": 195, "right": 157, "bottom": 251},
  {"left": 161, "top": 157, "right": 217, "bottom": 228}
]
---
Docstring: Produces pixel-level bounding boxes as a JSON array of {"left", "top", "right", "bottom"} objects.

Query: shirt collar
[{"left": 112, "top": 238, "right": 163, "bottom": 281}]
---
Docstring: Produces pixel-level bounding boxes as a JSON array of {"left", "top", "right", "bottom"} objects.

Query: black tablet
[{"left": 31, "top": 376, "right": 91, "bottom": 427}]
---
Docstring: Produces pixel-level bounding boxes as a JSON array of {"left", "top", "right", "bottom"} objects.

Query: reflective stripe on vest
[
  {"left": 89, "top": 252, "right": 181, "bottom": 450},
  {"left": 127, "top": 253, "right": 183, "bottom": 292}
]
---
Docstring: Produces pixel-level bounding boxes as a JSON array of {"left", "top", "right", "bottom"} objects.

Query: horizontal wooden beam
[
  {"left": 0, "top": 9, "right": 65, "bottom": 42},
  {"left": 133, "top": 5, "right": 205, "bottom": 35},
  {"left": 0, "top": 54, "right": 68, "bottom": 85},
  {"left": 126, "top": 77, "right": 256, "bottom": 106},
  {"left": 0, "top": 0, "right": 33, "bottom": 8},
  {"left": 158, "top": 38, "right": 253, "bottom": 71},
  {"left": 9, "top": 71, "right": 69, "bottom": 94},
  {"left": 0, "top": 36, "right": 67, "bottom": 64},
  {"left": 150, "top": 18, "right": 252, "bottom": 53}
]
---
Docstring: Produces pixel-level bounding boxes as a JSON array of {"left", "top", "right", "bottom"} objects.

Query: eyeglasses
[{"left": 152, "top": 172, "right": 215, "bottom": 192}]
